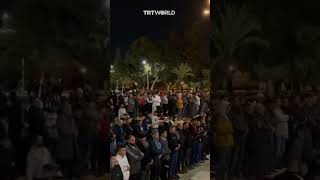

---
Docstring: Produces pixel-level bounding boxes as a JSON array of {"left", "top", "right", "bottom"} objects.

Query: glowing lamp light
[
  {"left": 80, "top": 67, "right": 87, "bottom": 74},
  {"left": 203, "top": 9, "right": 210, "bottom": 16}
]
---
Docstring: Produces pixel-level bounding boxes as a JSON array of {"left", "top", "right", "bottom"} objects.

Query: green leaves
[
  {"left": 171, "top": 63, "right": 194, "bottom": 84},
  {"left": 212, "top": 4, "right": 269, "bottom": 65}
]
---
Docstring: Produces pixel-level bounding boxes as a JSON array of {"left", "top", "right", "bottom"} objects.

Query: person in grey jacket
[{"left": 126, "top": 135, "right": 144, "bottom": 180}]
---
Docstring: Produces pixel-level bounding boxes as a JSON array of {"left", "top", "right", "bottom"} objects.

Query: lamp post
[
  {"left": 203, "top": 0, "right": 210, "bottom": 17},
  {"left": 181, "top": 81, "right": 184, "bottom": 91},
  {"left": 142, "top": 60, "right": 150, "bottom": 90},
  {"left": 110, "top": 65, "right": 116, "bottom": 90}
]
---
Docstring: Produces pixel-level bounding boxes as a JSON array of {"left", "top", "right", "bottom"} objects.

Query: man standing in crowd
[
  {"left": 149, "top": 129, "right": 163, "bottom": 180},
  {"left": 111, "top": 154, "right": 123, "bottom": 180},
  {"left": 160, "top": 128, "right": 171, "bottom": 180},
  {"left": 126, "top": 135, "right": 144, "bottom": 180},
  {"left": 162, "top": 93, "right": 169, "bottom": 117},
  {"left": 168, "top": 125, "right": 181, "bottom": 180},
  {"left": 272, "top": 98, "right": 289, "bottom": 168},
  {"left": 116, "top": 145, "right": 130, "bottom": 180},
  {"left": 137, "top": 134, "right": 153, "bottom": 180}
]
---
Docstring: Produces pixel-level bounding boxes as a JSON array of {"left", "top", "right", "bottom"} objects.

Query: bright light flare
[
  {"left": 80, "top": 67, "right": 87, "bottom": 74},
  {"left": 203, "top": 9, "right": 210, "bottom": 16}
]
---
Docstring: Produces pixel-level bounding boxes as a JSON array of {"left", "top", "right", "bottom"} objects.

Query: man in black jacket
[
  {"left": 111, "top": 154, "right": 123, "bottom": 180},
  {"left": 182, "top": 122, "right": 193, "bottom": 170},
  {"left": 137, "top": 134, "right": 153, "bottom": 180},
  {"left": 168, "top": 125, "right": 180, "bottom": 180},
  {"left": 149, "top": 129, "right": 163, "bottom": 180},
  {"left": 177, "top": 123, "right": 187, "bottom": 174},
  {"left": 168, "top": 92, "right": 176, "bottom": 118}
]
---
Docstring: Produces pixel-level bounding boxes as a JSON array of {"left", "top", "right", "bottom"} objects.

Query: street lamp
[
  {"left": 142, "top": 60, "right": 147, "bottom": 65},
  {"left": 110, "top": 65, "right": 115, "bottom": 73},
  {"left": 203, "top": 9, "right": 210, "bottom": 16},
  {"left": 181, "top": 81, "right": 184, "bottom": 91},
  {"left": 142, "top": 60, "right": 150, "bottom": 90}
]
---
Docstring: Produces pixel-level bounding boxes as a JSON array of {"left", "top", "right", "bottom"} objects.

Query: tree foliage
[
  {"left": 171, "top": 63, "right": 194, "bottom": 85},
  {"left": 1, "top": 0, "right": 110, "bottom": 88},
  {"left": 211, "top": 3, "right": 270, "bottom": 90},
  {"left": 212, "top": 4, "right": 270, "bottom": 64}
]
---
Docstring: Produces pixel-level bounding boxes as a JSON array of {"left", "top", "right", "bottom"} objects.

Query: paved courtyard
[{"left": 180, "top": 160, "right": 210, "bottom": 180}]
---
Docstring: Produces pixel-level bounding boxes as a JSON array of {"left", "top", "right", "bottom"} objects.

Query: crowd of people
[
  {"left": 5, "top": 77, "right": 320, "bottom": 180},
  {"left": 212, "top": 92, "right": 320, "bottom": 180},
  {"left": 0, "top": 78, "right": 109, "bottom": 180},
  {"left": 109, "top": 89, "right": 210, "bottom": 180}
]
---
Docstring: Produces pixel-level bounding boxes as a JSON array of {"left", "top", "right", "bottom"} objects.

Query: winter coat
[
  {"left": 160, "top": 137, "right": 171, "bottom": 160},
  {"left": 137, "top": 141, "right": 153, "bottom": 171},
  {"left": 176, "top": 98, "right": 183, "bottom": 110},
  {"left": 111, "top": 164, "right": 123, "bottom": 180},
  {"left": 214, "top": 115, "right": 234, "bottom": 147},
  {"left": 168, "top": 132, "right": 180, "bottom": 151},
  {"left": 149, "top": 138, "right": 163, "bottom": 168},
  {"left": 116, "top": 154, "right": 130, "bottom": 180},
  {"left": 126, "top": 144, "right": 144, "bottom": 175}
]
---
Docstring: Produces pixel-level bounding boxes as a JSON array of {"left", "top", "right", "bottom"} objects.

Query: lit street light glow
[
  {"left": 142, "top": 60, "right": 147, "bottom": 65},
  {"left": 203, "top": 9, "right": 210, "bottom": 16},
  {"left": 80, "top": 67, "right": 87, "bottom": 74}
]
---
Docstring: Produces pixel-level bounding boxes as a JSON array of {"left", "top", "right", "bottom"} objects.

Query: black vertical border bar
[
  {"left": 210, "top": 0, "right": 217, "bottom": 179},
  {"left": 106, "top": 0, "right": 111, "bottom": 179}
]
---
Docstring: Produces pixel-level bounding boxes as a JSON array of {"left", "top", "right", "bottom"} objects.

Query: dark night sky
[{"left": 111, "top": 0, "right": 205, "bottom": 58}]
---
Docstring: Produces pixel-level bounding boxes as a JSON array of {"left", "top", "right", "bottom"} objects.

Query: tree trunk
[{"left": 150, "top": 76, "right": 159, "bottom": 91}]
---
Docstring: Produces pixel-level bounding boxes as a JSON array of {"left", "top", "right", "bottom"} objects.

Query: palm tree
[
  {"left": 171, "top": 63, "right": 194, "bottom": 87},
  {"left": 212, "top": 4, "right": 270, "bottom": 91},
  {"left": 201, "top": 69, "right": 210, "bottom": 89}
]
